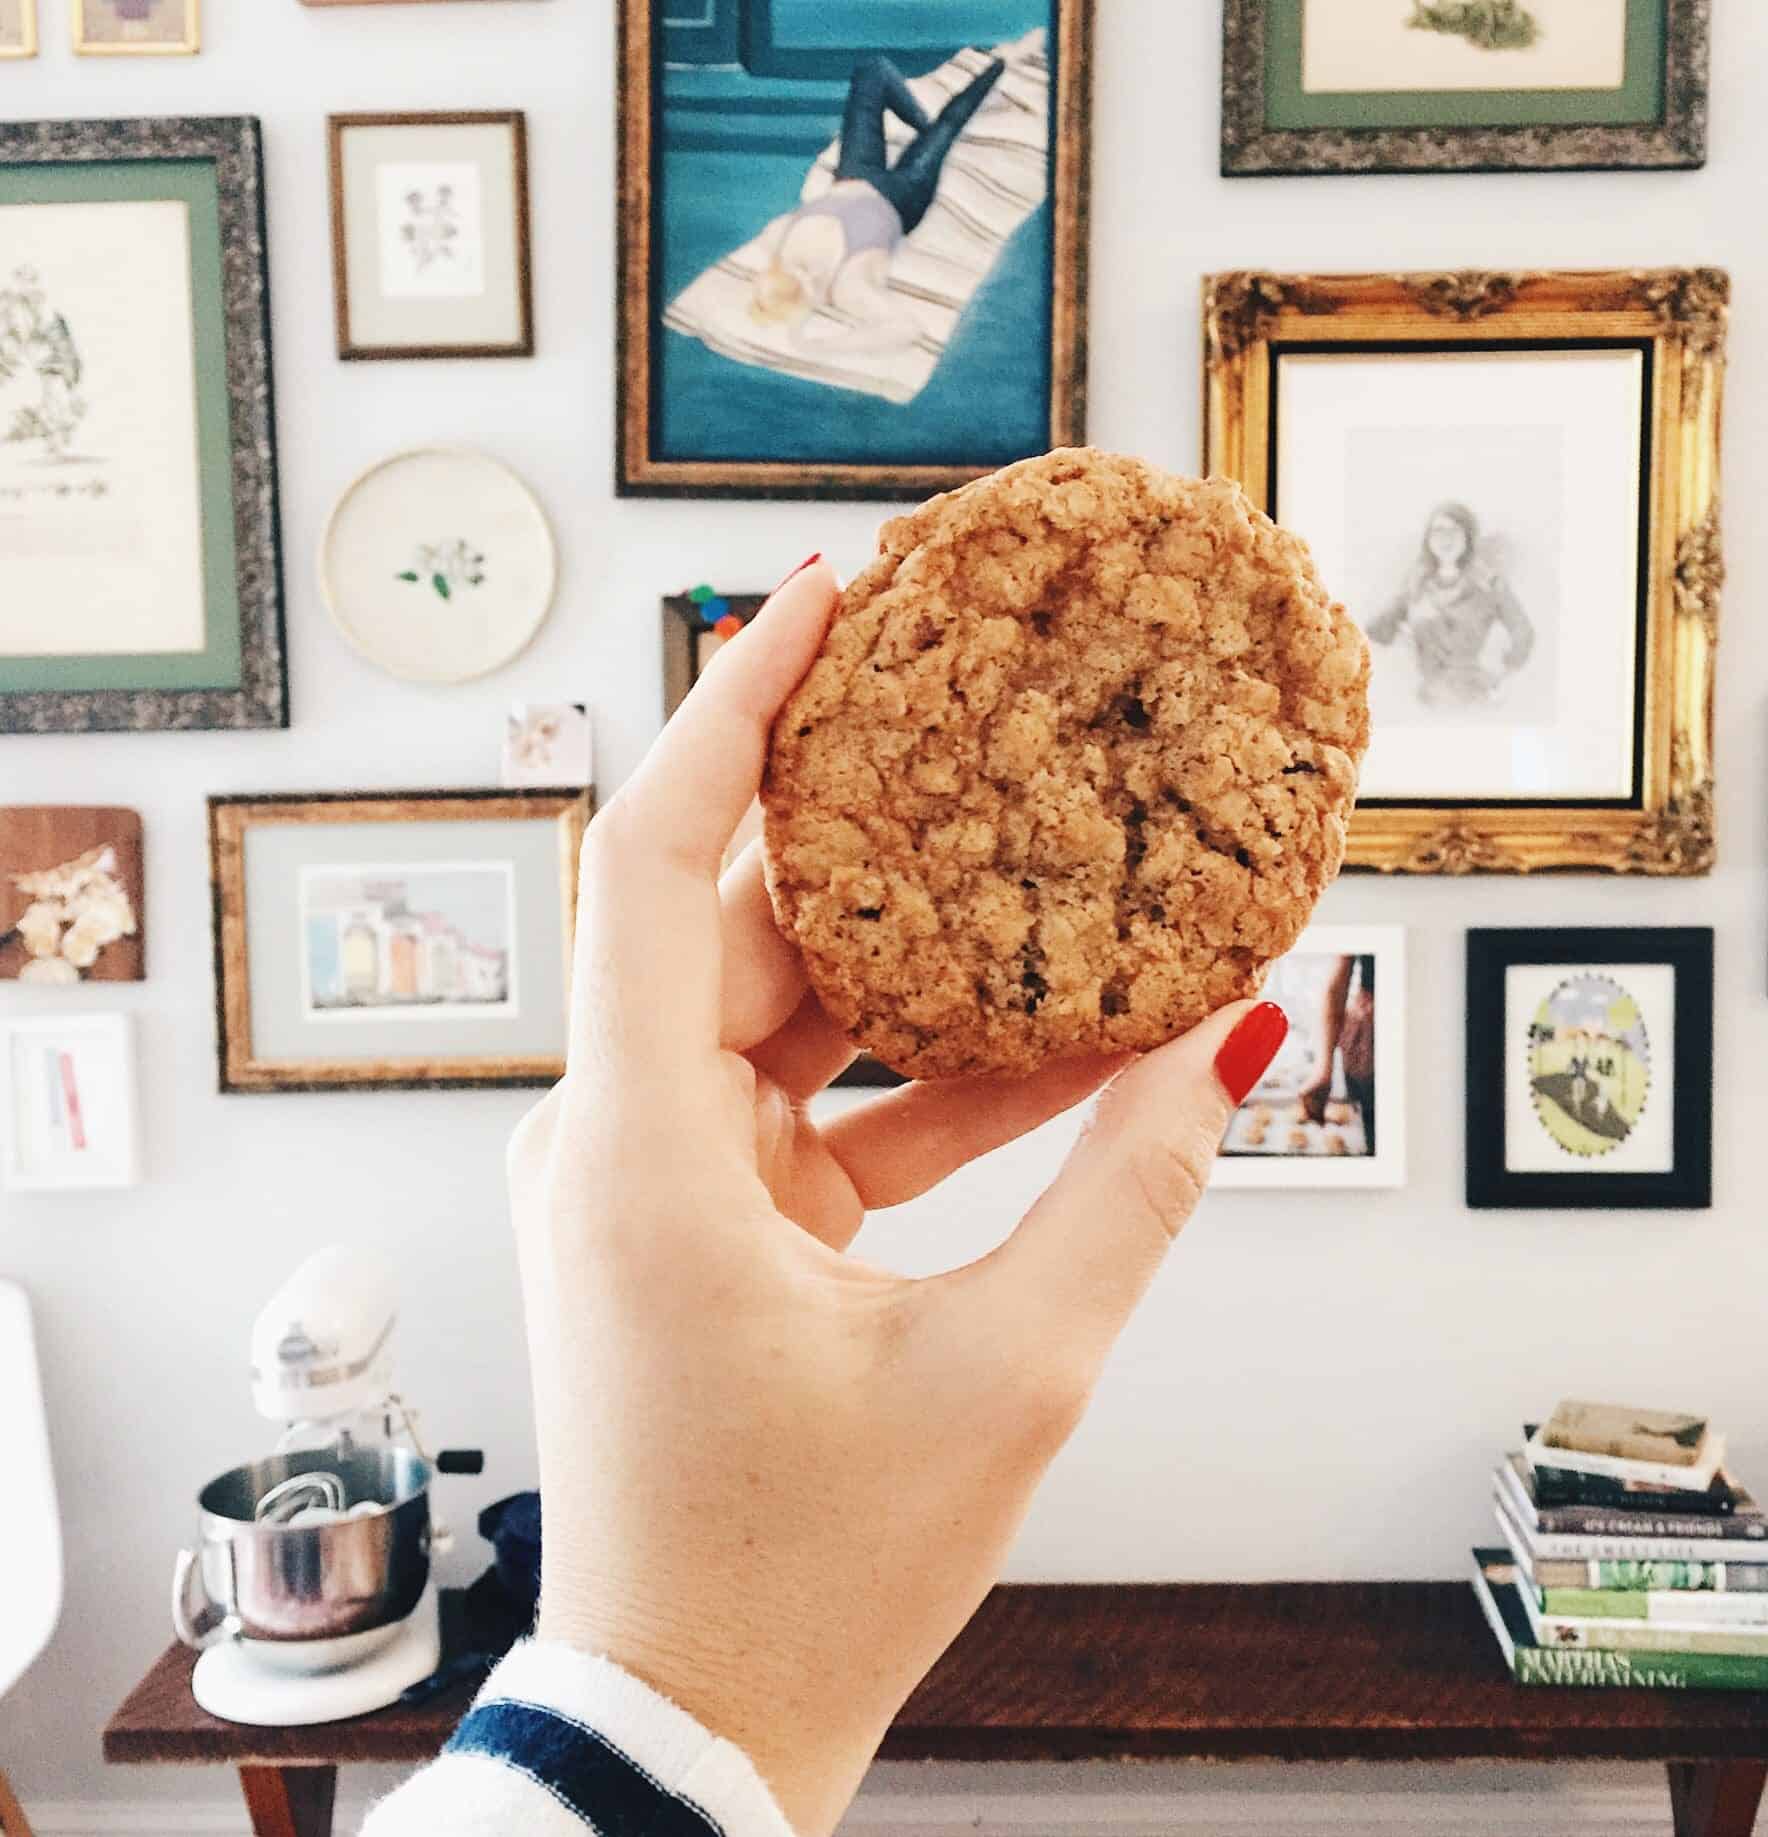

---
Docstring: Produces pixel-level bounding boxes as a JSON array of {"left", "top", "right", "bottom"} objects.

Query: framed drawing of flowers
[
  {"left": 1222, "top": 0, "right": 1709, "bottom": 174},
  {"left": 209, "top": 789, "right": 590, "bottom": 1093},
  {"left": 1203, "top": 267, "right": 1724, "bottom": 876},
  {"left": 617, "top": 0, "right": 1094, "bottom": 499},
  {"left": 328, "top": 112, "right": 534, "bottom": 361},
  {"left": 0, "top": 118, "right": 286, "bottom": 734},
  {"left": 1466, "top": 927, "right": 1712, "bottom": 1209}
]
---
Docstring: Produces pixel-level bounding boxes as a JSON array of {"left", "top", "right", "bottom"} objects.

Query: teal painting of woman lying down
[{"left": 619, "top": 0, "right": 1092, "bottom": 496}]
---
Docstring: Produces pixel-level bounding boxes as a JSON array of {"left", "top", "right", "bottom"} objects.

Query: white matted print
[
  {"left": 0, "top": 203, "right": 205, "bottom": 660},
  {"left": 300, "top": 861, "right": 518, "bottom": 1022},
  {"left": 3, "top": 1012, "right": 139, "bottom": 1190},
  {"left": 376, "top": 162, "right": 485, "bottom": 300},
  {"left": 1301, "top": 0, "right": 1628, "bottom": 94},
  {"left": 502, "top": 703, "right": 593, "bottom": 788},
  {"left": 0, "top": 0, "right": 38, "bottom": 56},
  {"left": 1276, "top": 347, "right": 1643, "bottom": 802},
  {"left": 1504, "top": 960, "right": 1674, "bottom": 1175},
  {"left": 1213, "top": 924, "right": 1406, "bottom": 1189},
  {"left": 331, "top": 113, "right": 531, "bottom": 359}
]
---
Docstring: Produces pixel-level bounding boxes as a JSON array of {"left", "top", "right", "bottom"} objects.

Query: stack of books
[{"left": 1472, "top": 1398, "right": 1768, "bottom": 1690}]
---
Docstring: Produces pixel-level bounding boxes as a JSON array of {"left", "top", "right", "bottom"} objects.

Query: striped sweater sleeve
[{"left": 359, "top": 1642, "right": 799, "bottom": 1837}]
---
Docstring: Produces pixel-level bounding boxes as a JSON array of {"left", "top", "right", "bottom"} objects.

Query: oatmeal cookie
[{"left": 761, "top": 448, "right": 1369, "bottom": 1080}]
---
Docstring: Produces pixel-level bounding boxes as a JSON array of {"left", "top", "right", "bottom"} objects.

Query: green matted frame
[
  {"left": 1222, "top": 0, "right": 1709, "bottom": 175},
  {"left": 0, "top": 117, "right": 286, "bottom": 733}
]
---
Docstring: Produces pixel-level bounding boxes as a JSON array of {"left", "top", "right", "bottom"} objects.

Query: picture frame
[
  {"left": 1203, "top": 266, "right": 1724, "bottom": 875},
  {"left": 73, "top": 0, "right": 199, "bottom": 55},
  {"left": 1, "top": 806, "right": 145, "bottom": 984},
  {"left": 0, "top": 0, "right": 39, "bottom": 57},
  {"left": 663, "top": 590, "right": 904, "bottom": 1091},
  {"left": 1221, "top": 0, "right": 1709, "bottom": 176},
  {"left": 2, "top": 1013, "right": 140, "bottom": 1191},
  {"left": 328, "top": 112, "right": 534, "bottom": 361},
  {"left": 617, "top": 0, "right": 1094, "bottom": 499},
  {"left": 1214, "top": 924, "right": 1406, "bottom": 1189},
  {"left": 0, "top": 117, "right": 286, "bottom": 735},
  {"left": 1465, "top": 927, "right": 1712, "bottom": 1210},
  {"left": 209, "top": 790, "right": 590, "bottom": 1093}
]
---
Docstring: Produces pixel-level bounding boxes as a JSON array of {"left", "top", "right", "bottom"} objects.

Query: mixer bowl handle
[{"left": 172, "top": 1546, "right": 239, "bottom": 1650}]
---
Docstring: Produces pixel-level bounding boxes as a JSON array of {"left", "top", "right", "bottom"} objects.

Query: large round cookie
[{"left": 761, "top": 449, "right": 1370, "bottom": 1081}]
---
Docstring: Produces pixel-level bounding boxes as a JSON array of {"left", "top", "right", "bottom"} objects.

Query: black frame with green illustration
[
  {"left": 1222, "top": 0, "right": 1709, "bottom": 176},
  {"left": 1465, "top": 928, "right": 1712, "bottom": 1211},
  {"left": 0, "top": 116, "right": 286, "bottom": 734}
]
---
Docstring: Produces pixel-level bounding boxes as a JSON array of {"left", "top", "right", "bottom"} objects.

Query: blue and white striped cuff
[{"left": 359, "top": 1642, "right": 798, "bottom": 1837}]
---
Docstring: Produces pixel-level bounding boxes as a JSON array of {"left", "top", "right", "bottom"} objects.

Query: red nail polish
[
  {"left": 1214, "top": 1002, "right": 1289, "bottom": 1107},
  {"left": 772, "top": 552, "right": 822, "bottom": 594}
]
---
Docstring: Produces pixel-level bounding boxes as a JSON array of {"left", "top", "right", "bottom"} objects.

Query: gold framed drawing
[
  {"left": 1203, "top": 266, "right": 1724, "bottom": 876},
  {"left": 73, "top": 0, "right": 200, "bottom": 55}
]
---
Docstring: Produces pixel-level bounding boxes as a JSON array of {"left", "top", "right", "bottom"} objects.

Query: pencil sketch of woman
[{"left": 1365, "top": 501, "right": 1535, "bottom": 710}]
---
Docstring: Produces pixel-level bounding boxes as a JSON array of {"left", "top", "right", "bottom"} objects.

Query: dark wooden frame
[
  {"left": 1222, "top": 0, "right": 1710, "bottom": 176},
  {"left": 1465, "top": 927, "right": 1713, "bottom": 1209},
  {"left": 0, "top": 116, "right": 287, "bottom": 734},
  {"left": 616, "top": 0, "right": 1095, "bottom": 499},
  {"left": 209, "top": 789, "right": 589, "bottom": 1093},
  {"left": 663, "top": 592, "right": 903, "bottom": 1090},
  {"left": 327, "top": 111, "right": 534, "bottom": 362}
]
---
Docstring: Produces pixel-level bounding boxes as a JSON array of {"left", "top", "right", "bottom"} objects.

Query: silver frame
[{"left": 0, "top": 116, "right": 287, "bottom": 733}]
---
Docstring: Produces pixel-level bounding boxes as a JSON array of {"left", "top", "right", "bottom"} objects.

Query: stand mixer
[{"left": 172, "top": 1248, "right": 483, "bottom": 1726}]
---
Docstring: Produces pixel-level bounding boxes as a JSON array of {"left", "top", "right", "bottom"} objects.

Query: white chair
[{"left": 0, "top": 1281, "right": 62, "bottom": 1837}]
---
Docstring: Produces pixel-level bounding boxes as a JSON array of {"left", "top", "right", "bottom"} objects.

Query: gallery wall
[{"left": 1, "top": 0, "right": 1764, "bottom": 1822}]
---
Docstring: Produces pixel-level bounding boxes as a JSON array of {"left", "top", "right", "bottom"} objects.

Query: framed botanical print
[
  {"left": 1221, "top": 0, "right": 1709, "bottom": 175},
  {"left": 1203, "top": 267, "right": 1724, "bottom": 875},
  {"left": 328, "top": 112, "right": 534, "bottom": 361},
  {"left": 0, "top": 118, "right": 286, "bottom": 734},
  {"left": 617, "top": 0, "right": 1094, "bottom": 499},
  {"left": 1466, "top": 928, "right": 1712, "bottom": 1209},
  {"left": 209, "top": 790, "right": 590, "bottom": 1092},
  {"left": 0, "top": 0, "right": 38, "bottom": 57},
  {"left": 73, "top": 0, "right": 199, "bottom": 54}
]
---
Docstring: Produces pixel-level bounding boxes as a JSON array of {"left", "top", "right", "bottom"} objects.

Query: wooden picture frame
[
  {"left": 328, "top": 111, "right": 534, "bottom": 362},
  {"left": 1203, "top": 266, "right": 1724, "bottom": 876},
  {"left": 0, "top": 118, "right": 286, "bottom": 735},
  {"left": 663, "top": 592, "right": 903, "bottom": 1091},
  {"left": 0, "top": 0, "right": 39, "bottom": 58},
  {"left": 1221, "top": 0, "right": 1709, "bottom": 176},
  {"left": 617, "top": 0, "right": 1095, "bottom": 499},
  {"left": 210, "top": 790, "right": 589, "bottom": 1093},
  {"left": 73, "top": 0, "right": 199, "bottom": 54},
  {"left": 1466, "top": 927, "right": 1712, "bottom": 1209}
]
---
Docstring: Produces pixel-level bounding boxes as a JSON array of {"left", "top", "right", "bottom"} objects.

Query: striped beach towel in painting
[{"left": 662, "top": 31, "right": 1051, "bottom": 406}]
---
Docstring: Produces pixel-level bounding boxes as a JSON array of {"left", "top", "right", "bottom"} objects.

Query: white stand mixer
[{"left": 175, "top": 1248, "right": 481, "bottom": 1727}]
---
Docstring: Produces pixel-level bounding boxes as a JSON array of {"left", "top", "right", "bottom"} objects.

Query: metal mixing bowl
[{"left": 173, "top": 1448, "right": 431, "bottom": 1647}]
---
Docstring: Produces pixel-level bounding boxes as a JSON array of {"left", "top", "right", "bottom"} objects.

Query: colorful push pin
[
  {"left": 687, "top": 583, "right": 716, "bottom": 604},
  {"left": 713, "top": 613, "right": 744, "bottom": 640}
]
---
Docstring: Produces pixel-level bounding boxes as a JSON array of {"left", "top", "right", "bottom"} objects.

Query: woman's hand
[{"left": 507, "top": 559, "right": 1285, "bottom": 1837}]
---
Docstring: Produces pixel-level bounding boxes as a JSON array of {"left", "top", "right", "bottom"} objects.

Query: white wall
[{"left": 1, "top": 0, "right": 1764, "bottom": 1823}]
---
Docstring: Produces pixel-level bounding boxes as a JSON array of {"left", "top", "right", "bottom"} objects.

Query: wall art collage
[{"left": 0, "top": 0, "right": 1723, "bottom": 1211}]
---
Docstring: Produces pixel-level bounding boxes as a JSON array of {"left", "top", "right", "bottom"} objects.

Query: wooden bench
[{"left": 103, "top": 1581, "right": 1768, "bottom": 1837}]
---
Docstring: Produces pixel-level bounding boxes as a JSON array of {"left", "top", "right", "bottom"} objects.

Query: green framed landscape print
[
  {"left": 1222, "top": 0, "right": 1709, "bottom": 175},
  {"left": 617, "top": 0, "right": 1094, "bottom": 499},
  {"left": 0, "top": 118, "right": 286, "bottom": 733}
]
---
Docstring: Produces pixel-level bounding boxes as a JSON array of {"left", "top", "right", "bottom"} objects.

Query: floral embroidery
[{"left": 397, "top": 539, "right": 486, "bottom": 602}]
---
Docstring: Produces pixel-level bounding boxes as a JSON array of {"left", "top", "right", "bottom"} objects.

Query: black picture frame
[
  {"left": 1466, "top": 928, "right": 1712, "bottom": 1210},
  {"left": 0, "top": 116, "right": 287, "bottom": 734}
]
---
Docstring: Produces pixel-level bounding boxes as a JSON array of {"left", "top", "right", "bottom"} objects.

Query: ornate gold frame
[
  {"left": 1203, "top": 267, "right": 1725, "bottom": 876},
  {"left": 210, "top": 790, "right": 590, "bottom": 1092}
]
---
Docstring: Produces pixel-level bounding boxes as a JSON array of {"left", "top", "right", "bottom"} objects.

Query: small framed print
[
  {"left": 1222, "top": 0, "right": 1708, "bottom": 175},
  {"left": 73, "top": 0, "right": 198, "bottom": 54},
  {"left": 1214, "top": 925, "right": 1406, "bottom": 1189},
  {"left": 1466, "top": 928, "right": 1712, "bottom": 1210},
  {"left": 503, "top": 704, "right": 594, "bottom": 789},
  {"left": 328, "top": 112, "right": 534, "bottom": 361},
  {"left": 1204, "top": 267, "right": 1724, "bottom": 875},
  {"left": 0, "top": 118, "right": 286, "bottom": 735},
  {"left": 3, "top": 1013, "right": 140, "bottom": 1191},
  {"left": 0, "top": 0, "right": 39, "bottom": 58},
  {"left": 1, "top": 806, "right": 144, "bottom": 983},
  {"left": 209, "top": 790, "right": 590, "bottom": 1092}
]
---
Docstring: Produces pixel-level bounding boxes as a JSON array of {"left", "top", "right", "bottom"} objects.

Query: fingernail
[
  {"left": 771, "top": 552, "right": 822, "bottom": 595},
  {"left": 1214, "top": 1002, "right": 1288, "bottom": 1107}
]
